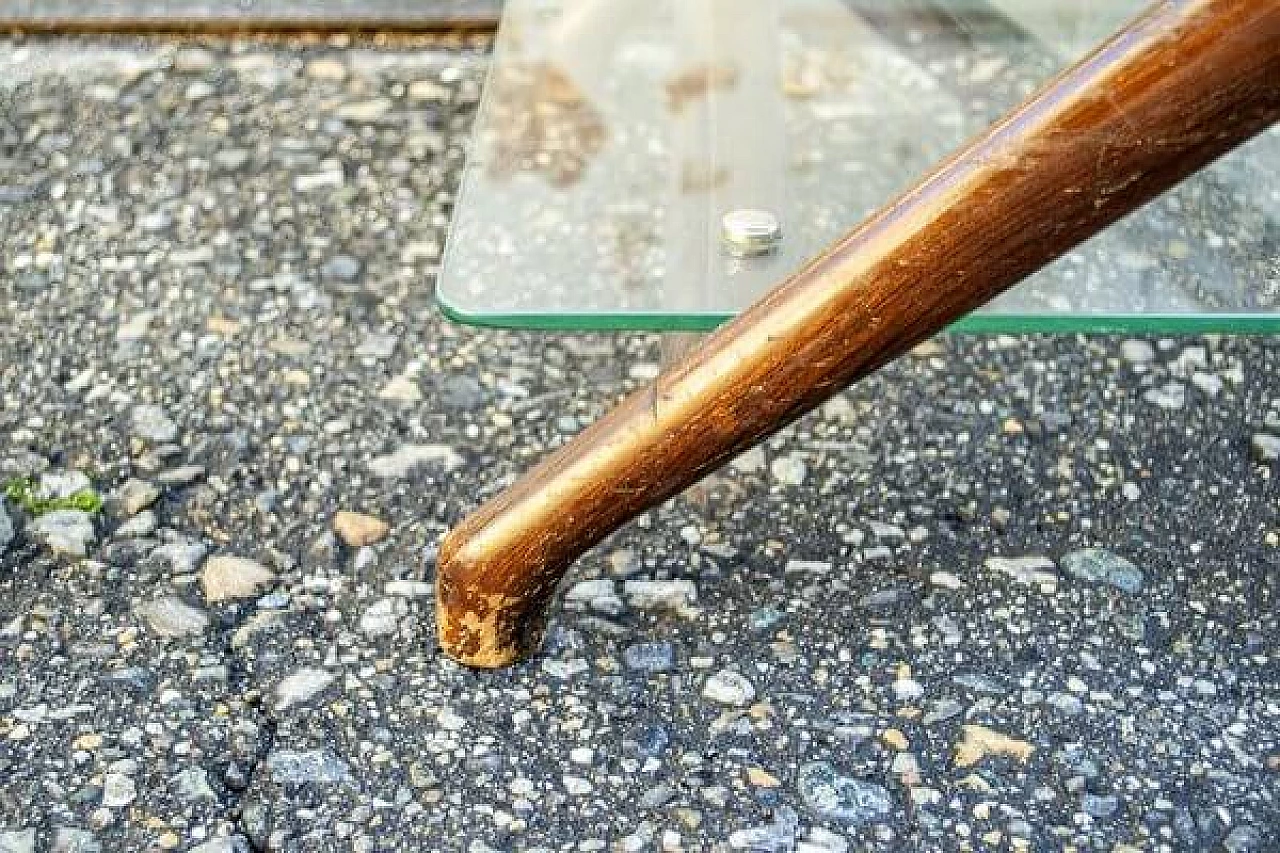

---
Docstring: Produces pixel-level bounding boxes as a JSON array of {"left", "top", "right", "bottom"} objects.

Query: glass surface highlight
[{"left": 438, "top": 0, "right": 1280, "bottom": 333}]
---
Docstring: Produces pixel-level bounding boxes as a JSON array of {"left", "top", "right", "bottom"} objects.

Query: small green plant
[{"left": 2, "top": 477, "right": 103, "bottom": 516}]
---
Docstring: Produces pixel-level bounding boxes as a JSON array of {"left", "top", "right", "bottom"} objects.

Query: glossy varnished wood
[{"left": 438, "top": 0, "right": 1280, "bottom": 667}]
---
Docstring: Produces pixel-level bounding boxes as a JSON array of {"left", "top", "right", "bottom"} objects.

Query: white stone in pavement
[
  {"left": 368, "top": 444, "right": 464, "bottom": 477},
  {"left": 202, "top": 556, "right": 275, "bottom": 603},
  {"left": 137, "top": 597, "right": 209, "bottom": 637},
  {"left": 703, "top": 670, "right": 756, "bottom": 706},
  {"left": 275, "top": 669, "right": 336, "bottom": 710},
  {"left": 131, "top": 404, "right": 179, "bottom": 442},
  {"left": 32, "top": 510, "right": 94, "bottom": 557}
]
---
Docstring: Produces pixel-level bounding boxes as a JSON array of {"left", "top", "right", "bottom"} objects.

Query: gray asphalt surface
[{"left": 1, "top": 36, "right": 1279, "bottom": 853}]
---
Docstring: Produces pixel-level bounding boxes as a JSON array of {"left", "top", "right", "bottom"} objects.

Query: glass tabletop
[{"left": 437, "top": 0, "right": 1280, "bottom": 333}]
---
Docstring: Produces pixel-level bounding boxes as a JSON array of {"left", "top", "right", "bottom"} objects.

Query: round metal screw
[{"left": 721, "top": 208, "right": 782, "bottom": 258}]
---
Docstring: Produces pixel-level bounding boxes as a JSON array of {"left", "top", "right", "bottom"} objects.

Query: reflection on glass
[{"left": 439, "top": 0, "right": 1280, "bottom": 332}]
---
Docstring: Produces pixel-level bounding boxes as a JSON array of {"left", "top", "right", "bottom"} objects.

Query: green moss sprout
[{"left": 2, "top": 477, "right": 103, "bottom": 516}]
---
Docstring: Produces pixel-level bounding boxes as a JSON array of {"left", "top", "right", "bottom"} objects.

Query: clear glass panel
[{"left": 438, "top": 0, "right": 1280, "bottom": 333}]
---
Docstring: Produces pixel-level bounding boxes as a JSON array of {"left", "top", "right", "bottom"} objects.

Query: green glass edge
[
  {"left": 437, "top": 287, "right": 1280, "bottom": 335},
  {"left": 949, "top": 312, "right": 1280, "bottom": 335},
  {"left": 436, "top": 295, "right": 734, "bottom": 332}
]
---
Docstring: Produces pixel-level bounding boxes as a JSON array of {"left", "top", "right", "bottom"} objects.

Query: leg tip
[{"left": 434, "top": 551, "right": 547, "bottom": 669}]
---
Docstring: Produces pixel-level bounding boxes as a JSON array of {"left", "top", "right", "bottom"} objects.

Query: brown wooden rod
[{"left": 438, "top": 0, "right": 1280, "bottom": 668}]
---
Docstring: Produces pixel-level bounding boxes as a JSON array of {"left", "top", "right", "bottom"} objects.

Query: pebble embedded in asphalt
[
  {"left": 321, "top": 253, "right": 363, "bottom": 282},
  {"left": 333, "top": 510, "right": 390, "bottom": 546},
  {"left": 623, "top": 641, "right": 676, "bottom": 673},
  {"left": 130, "top": 404, "right": 179, "bottom": 443},
  {"left": 797, "top": 762, "right": 895, "bottom": 825},
  {"left": 264, "top": 750, "right": 353, "bottom": 785},
  {"left": 703, "top": 669, "right": 757, "bottom": 706},
  {"left": 201, "top": 555, "right": 276, "bottom": 603},
  {"left": 1060, "top": 547, "right": 1144, "bottom": 593},
  {"left": 274, "top": 668, "right": 336, "bottom": 710},
  {"left": 1251, "top": 432, "right": 1280, "bottom": 462},
  {"left": 135, "top": 596, "right": 211, "bottom": 638},
  {"left": 30, "top": 509, "right": 95, "bottom": 557},
  {"left": 111, "top": 478, "right": 161, "bottom": 517},
  {"left": 0, "top": 502, "right": 12, "bottom": 554}
]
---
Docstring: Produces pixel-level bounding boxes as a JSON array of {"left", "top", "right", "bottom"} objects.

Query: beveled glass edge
[{"left": 436, "top": 287, "right": 1280, "bottom": 335}]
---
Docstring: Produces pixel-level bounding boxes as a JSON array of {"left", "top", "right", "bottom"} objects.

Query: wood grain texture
[
  {"left": 0, "top": 1, "right": 500, "bottom": 32},
  {"left": 437, "top": 0, "right": 1280, "bottom": 667}
]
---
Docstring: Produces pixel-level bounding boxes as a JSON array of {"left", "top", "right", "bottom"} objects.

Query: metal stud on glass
[{"left": 721, "top": 208, "right": 782, "bottom": 257}]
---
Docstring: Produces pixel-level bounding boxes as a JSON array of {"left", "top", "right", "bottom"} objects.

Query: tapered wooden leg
[{"left": 437, "top": 0, "right": 1280, "bottom": 668}]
